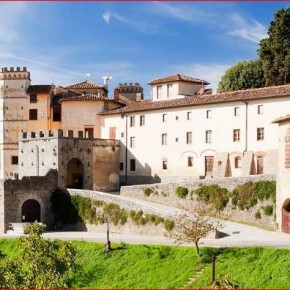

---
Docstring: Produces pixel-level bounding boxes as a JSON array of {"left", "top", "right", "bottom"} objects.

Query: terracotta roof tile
[
  {"left": 27, "top": 85, "right": 53, "bottom": 94},
  {"left": 100, "top": 84, "right": 290, "bottom": 115},
  {"left": 60, "top": 93, "right": 109, "bottom": 102},
  {"left": 148, "top": 74, "right": 209, "bottom": 85},
  {"left": 65, "top": 80, "right": 103, "bottom": 90}
]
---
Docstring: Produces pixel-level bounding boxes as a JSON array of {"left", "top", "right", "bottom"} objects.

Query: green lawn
[{"left": 1, "top": 238, "right": 290, "bottom": 288}]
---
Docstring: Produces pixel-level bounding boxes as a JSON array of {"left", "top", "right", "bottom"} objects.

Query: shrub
[
  {"left": 144, "top": 188, "right": 154, "bottom": 196},
  {"left": 254, "top": 181, "right": 276, "bottom": 202},
  {"left": 175, "top": 186, "right": 189, "bottom": 199},
  {"left": 231, "top": 182, "right": 256, "bottom": 210},
  {"left": 255, "top": 211, "right": 262, "bottom": 219},
  {"left": 195, "top": 184, "right": 229, "bottom": 211},
  {"left": 262, "top": 205, "right": 274, "bottom": 216},
  {"left": 163, "top": 219, "right": 174, "bottom": 231}
]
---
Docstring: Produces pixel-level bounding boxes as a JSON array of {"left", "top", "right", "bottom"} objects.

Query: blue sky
[{"left": 0, "top": 2, "right": 288, "bottom": 97}]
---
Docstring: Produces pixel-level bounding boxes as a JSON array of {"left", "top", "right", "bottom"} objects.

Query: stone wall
[
  {"left": 120, "top": 174, "right": 276, "bottom": 229},
  {"left": 0, "top": 170, "right": 58, "bottom": 233},
  {"left": 66, "top": 188, "right": 182, "bottom": 235}
]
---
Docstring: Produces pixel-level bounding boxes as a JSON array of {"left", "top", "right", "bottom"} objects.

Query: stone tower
[{"left": 0, "top": 67, "right": 31, "bottom": 179}]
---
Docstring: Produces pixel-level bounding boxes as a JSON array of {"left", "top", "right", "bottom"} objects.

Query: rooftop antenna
[{"left": 102, "top": 76, "right": 113, "bottom": 90}]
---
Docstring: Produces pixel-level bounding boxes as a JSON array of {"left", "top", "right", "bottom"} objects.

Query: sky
[{"left": 0, "top": 1, "right": 289, "bottom": 98}]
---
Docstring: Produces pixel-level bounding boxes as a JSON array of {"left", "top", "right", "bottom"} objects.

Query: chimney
[
  {"left": 197, "top": 86, "right": 205, "bottom": 95},
  {"left": 135, "top": 93, "right": 142, "bottom": 102},
  {"left": 114, "top": 87, "right": 120, "bottom": 101}
]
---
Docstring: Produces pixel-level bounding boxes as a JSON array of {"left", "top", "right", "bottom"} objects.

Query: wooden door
[
  {"left": 257, "top": 156, "right": 264, "bottom": 174},
  {"left": 205, "top": 156, "right": 214, "bottom": 175}
]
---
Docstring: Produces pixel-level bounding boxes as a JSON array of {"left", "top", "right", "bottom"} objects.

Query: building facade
[{"left": 1, "top": 67, "right": 290, "bottom": 233}]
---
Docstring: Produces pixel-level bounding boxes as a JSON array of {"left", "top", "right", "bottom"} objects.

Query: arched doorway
[
  {"left": 282, "top": 199, "right": 290, "bottom": 234},
  {"left": 22, "top": 199, "right": 41, "bottom": 222},
  {"left": 67, "top": 158, "right": 84, "bottom": 189}
]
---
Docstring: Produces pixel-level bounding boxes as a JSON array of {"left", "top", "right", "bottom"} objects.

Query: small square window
[
  {"left": 187, "top": 112, "right": 192, "bottom": 120},
  {"left": 121, "top": 132, "right": 124, "bottom": 138},
  {"left": 175, "top": 116, "right": 179, "bottom": 120},
  {"left": 206, "top": 110, "right": 212, "bottom": 119},
  {"left": 30, "top": 94, "right": 37, "bottom": 103},
  {"left": 29, "top": 109, "right": 37, "bottom": 120},
  {"left": 120, "top": 162, "right": 124, "bottom": 171},
  {"left": 234, "top": 107, "right": 240, "bottom": 116},
  {"left": 162, "top": 114, "right": 167, "bottom": 122},
  {"left": 258, "top": 105, "right": 264, "bottom": 115},
  {"left": 11, "top": 156, "right": 18, "bottom": 165}
]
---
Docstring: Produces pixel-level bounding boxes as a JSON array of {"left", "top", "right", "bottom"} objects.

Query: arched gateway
[
  {"left": 67, "top": 158, "right": 84, "bottom": 189},
  {"left": 22, "top": 199, "right": 41, "bottom": 222},
  {"left": 282, "top": 199, "right": 290, "bottom": 234}
]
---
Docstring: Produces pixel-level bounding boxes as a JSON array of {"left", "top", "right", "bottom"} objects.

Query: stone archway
[
  {"left": 67, "top": 158, "right": 84, "bottom": 189},
  {"left": 22, "top": 199, "right": 41, "bottom": 222},
  {"left": 282, "top": 199, "right": 290, "bottom": 234}
]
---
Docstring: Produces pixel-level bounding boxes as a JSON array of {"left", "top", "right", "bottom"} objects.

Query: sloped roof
[
  {"left": 27, "top": 85, "right": 53, "bottom": 94},
  {"left": 148, "top": 74, "right": 209, "bottom": 85},
  {"left": 100, "top": 84, "right": 290, "bottom": 115},
  {"left": 272, "top": 114, "right": 290, "bottom": 123},
  {"left": 65, "top": 80, "right": 103, "bottom": 90},
  {"left": 59, "top": 93, "right": 109, "bottom": 102}
]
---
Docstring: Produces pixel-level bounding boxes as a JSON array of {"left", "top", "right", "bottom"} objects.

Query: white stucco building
[{"left": 100, "top": 74, "right": 290, "bottom": 184}]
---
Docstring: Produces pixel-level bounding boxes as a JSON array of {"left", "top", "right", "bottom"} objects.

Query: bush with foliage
[
  {"left": 262, "top": 205, "right": 274, "bottom": 216},
  {"left": 195, "top": 184, "right": 229, "bottom": 211},
  {"left": 144, "top": 188, "right": 154, "bottom": 196},
  {"left": 163, "top": 219, "right": 174, "bottom": 231},
  {"left": 175, "top": 186, "right": 189, "bottom": 199},
  {"left": 0, "top": 223, "right": 76, "bottom": 288},
  {"left": 255, "top": 211, "right": 262, "bottom": 219}
]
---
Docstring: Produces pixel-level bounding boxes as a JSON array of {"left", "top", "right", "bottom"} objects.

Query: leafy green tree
[
  {"left": 0, "top": 222, "right": 76, "bottom": 288},
  {"left": 97, "top": 203, "right": 128, "bottom": 253},
  {"left": 258, "top": 8, "right": 290, "bottom": 86},
  {"left": 218, "top": 60, "right": 265, "bottom": 93}
]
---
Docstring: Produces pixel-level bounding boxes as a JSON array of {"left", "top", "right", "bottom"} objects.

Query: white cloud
[
  {"left": 147, "top": 2, "right": 267, "bottom": 44},
  {"left": 102, "top": 12, "right": 111, "bottom": 24},
  {"left": 228, "top": 13, "right": 267, "bottom": 43}
]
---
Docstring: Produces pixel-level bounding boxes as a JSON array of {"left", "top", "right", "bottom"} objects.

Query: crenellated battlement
[
  {"left": 0, "top": 67, "right": 30, "bottom": 80},
  {"left": 19, "top": 130, "right": 120, "bottom": 148}
]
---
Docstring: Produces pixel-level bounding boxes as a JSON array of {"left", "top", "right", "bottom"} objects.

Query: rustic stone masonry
[
  {"left": 0, "top": 170, "right": 58, "bottom": 233},
  {"left": 120, "top": 175, "right": 276, "bottom": 229},
  {"left": 18, "top": 129, "right": 121, "bottom": 191}
]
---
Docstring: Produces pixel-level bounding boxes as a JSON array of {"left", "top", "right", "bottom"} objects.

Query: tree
[
  {"left": 167, "top": 203, "right": 222, "bottom": 256},
  {"left": 258, "top": 8, "right": 290, "bottom": 86},
  {"left": 218, "top": 60, "right": 265, "bottom": 93},
  {"left": 96, "top": 203, "right": 127, "bottom": 253},
  {"left": 0, "top": 222, "right": 76, "bottom": 288}
]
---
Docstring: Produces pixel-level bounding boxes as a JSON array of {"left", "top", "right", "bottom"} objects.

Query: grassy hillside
[{"left": 1, "top": 239, "right": 290, "bottom": 288}]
